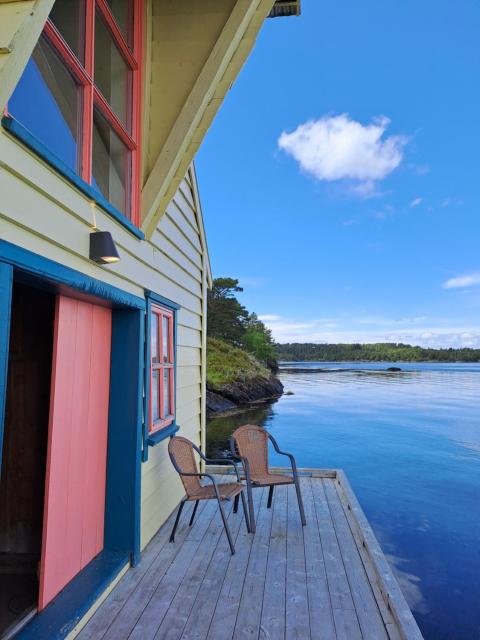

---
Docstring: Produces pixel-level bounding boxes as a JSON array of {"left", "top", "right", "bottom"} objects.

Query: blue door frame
[{"left": 0, "top": 240, "right": 145, "bottom": 639}]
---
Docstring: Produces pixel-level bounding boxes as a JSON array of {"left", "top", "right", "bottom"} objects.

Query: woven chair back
[
  {"left": 232, "top": 424, "right": 269, "bottom": 477},
  {"left": 168, "top": 436, "right": 202, "bottom": 497}
]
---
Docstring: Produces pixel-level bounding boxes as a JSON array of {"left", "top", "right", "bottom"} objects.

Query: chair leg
[
  {"left": 189, "top": 500, "right": 199, "bottom": 526},
  {"left": 217, "top": 497, "right": 235, "bottom": 555},
  {"left": 233, "top": 494, "right": 239, "bottom": 513},
  {"left": 240, "top": 490, "right": 251, "bottom": 533},
  {"left": 267, "top": 485, "right": 274, "bottom": 509},
  {"left": 294, "top": 476, "right": 306, "bottom": 526},
  {"left": 246, "top": 482, "right": 256, "bottom": 534},
  {"left": 170, "top": 499, "right": 186, "bottom": 542}
]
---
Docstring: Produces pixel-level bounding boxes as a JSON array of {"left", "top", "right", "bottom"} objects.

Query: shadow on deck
[{"left": 77, "top": 470, "right": 423, "bottom": 640}]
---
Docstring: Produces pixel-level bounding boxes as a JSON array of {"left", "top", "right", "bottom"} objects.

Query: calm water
[{"left": 207, "top": 362, "right": 480, "bottom": 640}]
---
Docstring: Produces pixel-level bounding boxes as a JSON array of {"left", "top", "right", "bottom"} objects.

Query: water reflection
[
  {"left": 206, "top": 362, "right": 480, "bottom": 640},
  {"left": 207, "top": 401, "right": 277, "bottom": 458}
]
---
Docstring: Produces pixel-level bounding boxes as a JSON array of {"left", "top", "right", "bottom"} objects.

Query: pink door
[{"left": 39, "top": 296, "right": 112, "bottom": 609}]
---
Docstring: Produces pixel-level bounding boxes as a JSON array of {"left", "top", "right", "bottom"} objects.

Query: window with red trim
[
  {"left": 7, "top": 0, "right": 143, "bottom": 224},
  {"left": 150, "top": 305, "right": 175, "bottom": 434}
]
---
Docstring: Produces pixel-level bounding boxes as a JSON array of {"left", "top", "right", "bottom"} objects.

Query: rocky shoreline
[{"left": 206, "top": 374, "right": 284, "bottom": 415}]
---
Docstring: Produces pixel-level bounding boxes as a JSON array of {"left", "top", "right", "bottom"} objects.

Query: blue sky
[{"left": 196, "top": 0, "right": 480, "bottom": 347}]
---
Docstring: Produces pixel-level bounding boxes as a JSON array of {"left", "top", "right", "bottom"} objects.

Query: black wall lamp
[{"left": 89, "top": 230, "right": 120, "bottom": 264}]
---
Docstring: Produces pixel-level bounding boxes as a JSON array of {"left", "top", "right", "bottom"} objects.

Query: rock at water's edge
[
  {"left": 207, "top": 375, "right": 284, "bottom": 415},
  {"left": 206, "top": 390, "right": 237, "bottom": 414}
]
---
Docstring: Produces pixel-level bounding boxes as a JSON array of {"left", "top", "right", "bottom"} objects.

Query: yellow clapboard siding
[
  {"left": 178, "top": 310, "right": 202, "bottom": 332},
  {"left": 175, "top": 186, "right": 200, "bottom": 229},
  {"left": 149, "top": 230, "right": 203, "bottom": 281},
  {"left": 176, "top": 367, "right": 201, "bottom": 389},
  {"left": 167, "top": 199, "right": 202, "bottom": 252},
  {"left": 159, "top": 213, "right": 203, "bottom": 267},
  {"left": 177, "top": 345, "right": 202, "bottom": 367},
  {"left": 177, "top": 325, "right": 201, "bottom": 349},
  {"left": 176, "top": 394, "right": 201, "bottom": 419}
]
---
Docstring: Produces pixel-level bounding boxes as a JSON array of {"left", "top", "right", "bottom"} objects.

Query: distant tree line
[
  {"left": 207, "top": 277, "right": 277, "bottom": 368},
  {"left": 276, "top": 342, "right": 480, "bottom": 363}
]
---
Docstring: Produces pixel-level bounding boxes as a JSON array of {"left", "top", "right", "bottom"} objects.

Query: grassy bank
[{"left": 207, "top": 337, "right": 271, "bottom": 389}]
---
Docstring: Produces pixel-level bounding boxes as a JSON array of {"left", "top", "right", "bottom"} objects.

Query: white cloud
[
  {"left": 443, "top": 272, "right": 480, "bottom": 289},
  {"left": 260, "top": 314, "right": 480, "bottom": 348},
  {"left": 258, "top": 314, "right": 281, "bottom": 322},
  {"left": 441, "top": 197, "right": 463, "bottom": 208},
  {"left": 278, "top": 114, "right": 408, "bottom": 195},
  {"left": 409, "top": 197, "right": 423, "bottom": 208}
]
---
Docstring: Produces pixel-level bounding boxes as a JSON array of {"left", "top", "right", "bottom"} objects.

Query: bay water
[{"left": 207, "top": 362, "right": 480, "bottom": 640}]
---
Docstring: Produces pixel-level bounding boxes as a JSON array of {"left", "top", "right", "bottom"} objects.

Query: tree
[
  {"left": 207, "top": 278, "right": 248, "bottom": 346},
  {"left": 244, "top": 313, "right": 276, "bottom": 366}
]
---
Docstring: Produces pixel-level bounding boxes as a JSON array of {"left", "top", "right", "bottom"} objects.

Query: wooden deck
[{"left": 77, "top": 470, "right": 423, "bottom": 640}]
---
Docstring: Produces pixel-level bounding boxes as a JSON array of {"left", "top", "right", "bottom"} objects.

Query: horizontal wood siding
[{"left": 0, "top": 128, "right": 207, "bottom": 551}]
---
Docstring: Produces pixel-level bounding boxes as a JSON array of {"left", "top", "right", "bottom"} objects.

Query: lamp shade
[{"left": 89, "top": 230, "right": 120, "bottom": 264}]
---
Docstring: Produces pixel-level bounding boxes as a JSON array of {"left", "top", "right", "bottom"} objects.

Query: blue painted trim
[
  {"left": 1, "top": 116, "right": 145, "bottom": 240},
  {"left": 0, "top": 263, "right": 13, "bottom": 477},
  {"left": 146, "top": 423, "right": 180, "bottom": 446},
  {"left": 105, "top": 309, "right": 143, "bottom": 565},
  {"left": 142, "top": 292, "right": 180, "bottom": 461},
  {"left": 144, "top": 290, "right": 181, "bottom": 310},
  {"left": 0, "top": 240, "right": 145, "bottom": 310},
  {"left": 17, "top": 550, "right": 128, "bottom": 640}
]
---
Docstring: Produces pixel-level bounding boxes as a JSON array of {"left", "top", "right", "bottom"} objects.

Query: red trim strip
[
  {"left": 44, "top": 22, "right": 91, "bottom": 86},
  {"left": 149, "top": 305, "right": 176, "bottom": 434},
  {"left": 95, "top": 0, "right": 138, "bottom": 70},
  {"left": 93, "top": 88, "right": 136, "bottom": 150}
]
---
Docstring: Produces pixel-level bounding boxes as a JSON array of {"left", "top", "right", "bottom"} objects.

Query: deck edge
[{"left": 334, "top": 470, "right": 424, "bottom": 640}]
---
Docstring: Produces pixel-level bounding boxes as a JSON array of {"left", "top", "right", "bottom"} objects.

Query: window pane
[
  {"left": 8, "top": 35, "right": 80, "bottom": 172},
  {"left": 92, "top": 108, "right": 129, "bottom": 214},
  {"left": 162, "top": 316, "right": 169, "bottom": 363},
  {"left": 105, "top": 0, "right": 133, "bottom": 45},
  {"left": 94, "top": 13, "right": 130, "bottom": 129},
  {"left": 49, "top": 0, "right": 85, "bottom": 62},
  {"left": 163, "top": 369, "right": 170, "bottom": 417},
  {"left": 152, "top": 371, "right": 160, "bottom": 422},
  {"left": 151, "top": 313, "right": 159, "bottom": 363}
]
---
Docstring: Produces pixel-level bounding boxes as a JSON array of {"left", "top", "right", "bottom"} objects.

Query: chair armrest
[
  {"left": 176, "top": 470, "right": 217, "bottom": 484},
  {"left": 176, "top": 470, "right": 223, "bottom": 499},
  {"left": 204, "top": 457, "right": 243, "bottom": 482},
  {"left": 267, "top": 434, "right": 299, "bottom": 474}
]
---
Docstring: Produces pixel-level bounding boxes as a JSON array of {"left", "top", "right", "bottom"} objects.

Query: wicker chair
[
  {"left": 168, "top": 436, "right": 251, "bottom": 555},
  {"left": 230, "top": 424, "right": 306, "bottom": 533}
]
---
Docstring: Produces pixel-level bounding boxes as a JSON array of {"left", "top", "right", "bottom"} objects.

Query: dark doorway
[{"left": 0, "top": 282, "right": 55, "bottom": 638}]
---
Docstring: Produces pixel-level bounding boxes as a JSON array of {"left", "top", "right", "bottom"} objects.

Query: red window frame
[
  {"left": 150, "top": 304, "right": 175, "bottom": 434},
  {"left": 18, "top": 0, "right": 143, "bottom": 224}
]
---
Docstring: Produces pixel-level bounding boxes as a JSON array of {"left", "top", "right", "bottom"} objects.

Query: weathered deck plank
[
  {"left": 259, "top": 483, "right": 287, "bottom": 640},
  {"left": 206, "top": 488, "right": 265, "bottom": 640},
  {"left": 301, "top": 478, "right": 336, "bottom": 640},
  {"left": 78, "top": 471, "right": 423, "bottom": 640}
]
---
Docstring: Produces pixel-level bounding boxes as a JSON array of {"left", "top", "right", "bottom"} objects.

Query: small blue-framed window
[{"left": 143, "top": 291, "right": 180, "bottom": 459}]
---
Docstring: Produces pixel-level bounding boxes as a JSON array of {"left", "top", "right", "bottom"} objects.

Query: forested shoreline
[{"left": 276, "top": 342, "right": 480, "bottom": 363}]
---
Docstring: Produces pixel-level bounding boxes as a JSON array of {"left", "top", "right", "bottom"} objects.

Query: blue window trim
[
  {"left": 143, "top": 291, "right": 180, "bottom": 461},
  {"left": 1, "top": 115, "right": 145, "bottom": 241}
]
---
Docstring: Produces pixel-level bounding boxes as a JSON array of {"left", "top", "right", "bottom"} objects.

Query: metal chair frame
[
  {"left": 168, "top": 438, "right": 251, "bottom": 555},
  {"left": 230, "top": 427, "right": 306, "bottom": 533}
]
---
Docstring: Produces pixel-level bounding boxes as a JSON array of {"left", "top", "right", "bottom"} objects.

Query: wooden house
[{"left": 0, "top": 1, "right": 300, "bottom": 637}]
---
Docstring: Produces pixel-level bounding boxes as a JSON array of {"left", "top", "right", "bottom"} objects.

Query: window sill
[
  {"left": 1, "top": 116, "right": 145, "bottom": 241},
  {"left": 146, "top": 422, "right": 179, "bottom": 447}
]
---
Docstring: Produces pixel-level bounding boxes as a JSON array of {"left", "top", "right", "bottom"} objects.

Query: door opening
[{"left": 0, "top": 282, "right": 55, "bottom": 638}]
